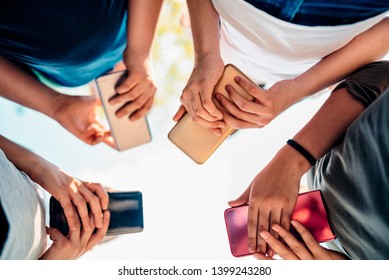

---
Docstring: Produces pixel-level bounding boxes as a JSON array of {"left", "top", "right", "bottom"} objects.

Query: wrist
[
  {"left": 275, "top": 144, "right": 313, "bottom": 177},
  {"left": 194, "top": 52, "right": 223, "bottom": 67}
]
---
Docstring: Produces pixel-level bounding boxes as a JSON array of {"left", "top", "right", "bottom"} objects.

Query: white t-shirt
[
  {"left": 212, "top": 0, "right": 388, "bottom": 86},
  {"left": 0, "top": 150, "right": 47, "bottom": 260}
]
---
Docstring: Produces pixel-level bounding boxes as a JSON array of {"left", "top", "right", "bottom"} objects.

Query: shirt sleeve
[{"left": 332, "top": 60, "right": 389, "bottom": 107}]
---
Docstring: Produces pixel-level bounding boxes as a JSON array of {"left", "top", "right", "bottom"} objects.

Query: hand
[
  {"left": 29, "top": 159, "right": 109, "bottom": 233},
  {"left": 52, "top": 94, "right": 115, "bottom": 148},
  {"left": 215, "top": 77, "right": 298, "bottom": 129},
  {"left": 40, "top": 209, "right": 110, "bottom": 260},
  {"left": 108, "top": 62, "right": 157, "bottom": 121},
  {"left": 255, "top": 221, "right": 349, "bottom": 260},
  {"left": 174, "top": 55, "right": 225, "bottom": 131},
  {"left": 228, "top": 145, "right": 309, "bottom": 255}
]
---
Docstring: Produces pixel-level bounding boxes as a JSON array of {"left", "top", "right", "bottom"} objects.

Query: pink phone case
[{"left": 224, "top": 190, "right": 336, "bottom": 257}]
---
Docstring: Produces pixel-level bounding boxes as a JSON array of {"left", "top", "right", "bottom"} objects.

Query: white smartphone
[{"left": 95, "top": 70, "right": 152, "bottom": 151}]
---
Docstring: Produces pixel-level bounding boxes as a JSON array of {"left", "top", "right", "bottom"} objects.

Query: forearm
[
  {"left": 186, "top": 0, "right": 221, "bottom": 62},
  {"left": 291, "top": 18, "right": 389, "bottom": 103},
  {"left": 282, "top": 60, "right": 389, "bottom": 175},
  {"left": 0, "top": 134, "right": 54, "bottom": 187},
  {"left": 125, "top": 0, "right": 163, "bottom": 63},
  {"left": 0, "top": 56, "right": 60, "bottom": 118}
]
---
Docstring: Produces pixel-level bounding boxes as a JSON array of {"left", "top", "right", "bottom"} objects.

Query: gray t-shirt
[
  {"left": 0, "top": 150, "right": 47, "bottom": 260},
  {"left": 310, "top": 61, "right": 389, "bottom": 259}
]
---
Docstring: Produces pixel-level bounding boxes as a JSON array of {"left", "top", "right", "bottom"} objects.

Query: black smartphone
[{"left": 49, "top": 191, "right": 144, "bottom": 236}]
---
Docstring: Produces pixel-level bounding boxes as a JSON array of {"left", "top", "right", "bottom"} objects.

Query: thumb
[
  {"left": 228, "top": 186, "right": 250, "bottom": 207},
  {"left": 47, "top": 227, "right": 67, "bottom": 242}
]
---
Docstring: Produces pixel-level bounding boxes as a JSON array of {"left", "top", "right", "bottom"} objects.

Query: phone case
[
  {"left": 49, "top": 191, "right": 144, "bottom": 236},
  {"left": 95, "top": 70, "right": 152, "bottom": 151},
  {"left": 168, "top": 64, "right": 257, "bottom": 164},
  {"left": 224, "top": 190, "right": 336, "bottom": 257}
]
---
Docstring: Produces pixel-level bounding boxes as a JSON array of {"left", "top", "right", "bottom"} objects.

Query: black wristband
[{"left": 286, "top": 139, "right": 317, "bottom": 166}]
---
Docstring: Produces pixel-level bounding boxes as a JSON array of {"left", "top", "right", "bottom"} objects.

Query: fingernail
[
  {"left": 234, "top": 76, "right": 241, "bottom": 82},
  {"left": 225, "top": 85, "right": 231, "bottom": 91},
  {"left": 260, "top": 231, "right": 269, "bottom": 240},
  {"left": 291, "top": 220, "right": 299, "bottom": 228},
  {"left": 268, "top": 249, "right": 275, "bottom": 257},
  {"left": 249, "top": 245, "right": 256, "bottom": 253},
  {"left": 271, "top": 224, "right": 280, "bottom": 233}
]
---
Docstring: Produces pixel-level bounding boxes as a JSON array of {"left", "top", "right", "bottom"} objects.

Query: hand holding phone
[
  {"left": 224, "top": 190, "right": 336, "bottom": 257},
  {"left": 168, "top": 64, "right": 257, "bottom": 164},
  {"left": 95, "top": 71, "right": 152, "bottom": 151},
  {"left": 50, "top": 191, "right": 144, "bottom": 236}
]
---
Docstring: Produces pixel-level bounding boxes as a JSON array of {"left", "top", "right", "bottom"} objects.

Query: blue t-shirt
[
  {"left": 0, "top": 0, "right": 127, "bottom": 87},
  {"left": 243, "top": 0, "right": 389, "bottom": 26}
]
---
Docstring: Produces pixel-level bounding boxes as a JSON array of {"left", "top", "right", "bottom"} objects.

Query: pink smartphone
[{"left": 224, "top": 190, "right": 336, "bottom": 257}]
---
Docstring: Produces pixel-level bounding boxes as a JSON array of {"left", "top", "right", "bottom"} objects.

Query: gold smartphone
[
  {"left": 168, "top": 64, "right": 256, "bottom": 164},
  {"left": 95, "top": 70, "right": 152, "bottom": 151}
]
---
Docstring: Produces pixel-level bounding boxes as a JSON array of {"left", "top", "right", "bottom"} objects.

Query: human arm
[
  {"left": 216, "top": 18, "right": 389, "bottom": 128},
  {"left": 108, "top": 0, "right": 163, "bottom": 120},
  {"left": 0, "top": 134, "right": 109, "bottom": 233},
  {"left": 255, "top": 221, "right": 349, "bottom": 260},
  {"left": 0, "top": 55, "right": 113, "bottom": 147},
  {"left": 39, "top": 209, "right": 110, "bottom": 260},
  {"left": 172, "top": 0, "right": 225, "bottom": 131},
  {"left": 228, "top": 61, "right": 389, "bottom": 255}
]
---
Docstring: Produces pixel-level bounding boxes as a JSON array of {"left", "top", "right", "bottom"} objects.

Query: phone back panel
[
  {"left": 95, "top": 71, "right": 151, "bottom": 151},
  {"left": 224, "top": 190, "right": 336, "bottom": 257},
  {"left": 168, "top": 64, "right": 255, "bottom": 164}
]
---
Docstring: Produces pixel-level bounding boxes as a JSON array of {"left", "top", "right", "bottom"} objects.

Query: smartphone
[
  {"left": 95, "top": 70, "right": 152, "bottom": 151},
  {"left": 168, "top": 64, "right": 257, "bottom": 164},
  {"left": 49, "top": 191, "right": 144, "bottom": 236},
  {"left": 224, "top": 190, "right": 336, "bottom": 257}
]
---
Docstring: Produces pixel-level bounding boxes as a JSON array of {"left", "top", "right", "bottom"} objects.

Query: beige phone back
[
  {"left": 95, "top": 71, "right": 152, "bottom": 151},
  {"left": 168, "top": 64, "right": 255, "bottom": 164}
]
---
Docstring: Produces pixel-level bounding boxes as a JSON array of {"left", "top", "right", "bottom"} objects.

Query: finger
[
  {"left": 86, "top": 210, "right": 111, "bottom": 251},
  {"left": 221, "top": 109, "right": 263, "bottom": 129},
  {"left": 78, "top": 184, "right": 104, "bottom": 229},
  {"left": 129, "top": 96, "right": 154, "bottom": 121},
  {"left": 271, "top": 223, "right": 313, "bottom": 260},
  {"left": 85, "top": 182, "right": 109, "bottom": 211},
  {"left": 47, "top": 227, "right": 67, "bottom": 243},
  {"left": 69, "top": 205, "right": 82, "bottom": 243},
  {"left": 291, "top": 220, "right": 323, "bottom": 255},
  {"left": 172, "top": 105, "right": 187, "bottom": 122},
  {"left": 215, "top": 93, "right": 265, "bottom": 128},
  {"left": 253, "top": 252, "right": 276, "bottom": 260},
  {"left": 228, "top": 186, "right": 250, "bottom": 207},
  {"left": 198, "top": 80, "right": 223, "bottom": 119},
  {"left": 257, "top": 208, "right": 270, "bottom": 253},
  {"left": 226, "top": 84, "right": 265, "bottom": 115},
  {"left": 70, "top": 189, "right": 92, "bottom": 232},
  {"left": 190, "top": 90, "right": 222, "bottom": 122},
  {"left": 115, "top": 75, "right": 137, "bottom": 94},
  {"left": 60, "top": 199, "right": 78, "bottom": 232},
  {"left": 114, "top": 89, "right": 151, "bottom": 118},
  {"left": 80, "top": 212, "right": 96, "bottom": 243},
  {"left": 102, "top": 135, "right": 116, "bottom": 149},
  {"left": 247, "top": 204, "right": 259, "bottom": 253},
  {"left": 234, "top": 76, "right": 265, "bottom": 101},
  {"left": 259, "top": 230, "right": 299, "bottom": 260},
  {"left": 268, "top": 209, "right": 282, "bottom": 257}
]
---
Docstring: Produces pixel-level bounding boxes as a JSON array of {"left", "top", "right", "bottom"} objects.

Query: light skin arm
[
  {"left": 109, "top": 0, "right": 163, "bottom": 120},
  {"left": 217, "top": 17, "right": 389, "bottom": 128},
  {"left": 173, "top": 0, "right": 225, "bottom": 131},
  {"left": 0, "top": 55, "right": 114, "bottom": 147},
  {"left": 229, "top": 86, "right": 365, "bottom": 255},
  {"left": 0, "top": 134, "right": 109, "bottom": 233}
]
